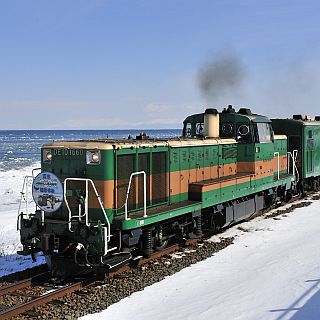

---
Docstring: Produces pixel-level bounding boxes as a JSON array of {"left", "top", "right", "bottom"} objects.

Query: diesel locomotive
[{"left": 17, "top": 106, "right": 318, "bottom": 278}]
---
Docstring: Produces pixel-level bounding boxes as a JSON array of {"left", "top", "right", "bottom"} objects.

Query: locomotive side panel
[{"left": 114, "top": 144, "right": 170, "bottom": 214}]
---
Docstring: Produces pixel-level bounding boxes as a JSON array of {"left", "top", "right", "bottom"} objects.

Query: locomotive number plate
[{"left": 53, "top": 149, "right": 84, "bottom": 156}]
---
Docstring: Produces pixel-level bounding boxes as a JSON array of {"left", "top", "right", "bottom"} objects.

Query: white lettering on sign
[{"left": 53, "top": 149, "right": 84, "bottom": 156}]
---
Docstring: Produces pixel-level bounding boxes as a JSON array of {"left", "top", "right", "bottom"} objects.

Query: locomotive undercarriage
[
  {"left": 119, "top": 183, "right": 294, "bottom": 260},
  {"left": 298, "top": 177, "right": 320, "bottom": 193}
]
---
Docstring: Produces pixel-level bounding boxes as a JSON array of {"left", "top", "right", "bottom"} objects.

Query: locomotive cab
[
  {"left": 183, "top": 105, "right": 274, "bottom": 144},
  {"left": 183, "top": 106, "right": 288, "bottom": 182}
]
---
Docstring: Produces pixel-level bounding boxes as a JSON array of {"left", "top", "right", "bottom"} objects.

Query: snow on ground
[
  {"left": 81, "top": 198, "right": 320, "bottom": 320},
  {"left": 0, "top": 163, "right": 40, "bottom": 213},
  {"left": 0, "top": 164, "right": 45, "bottom": 277},
  {"left": 0, "top": 207, "right": 45, "bottom": 277}
]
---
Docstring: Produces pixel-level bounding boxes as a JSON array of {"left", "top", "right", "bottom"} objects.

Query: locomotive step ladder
[
  {"left": 64, "top": 178, "right": 116, "bottom": 255},
  {"left": 101, "top": 252, "right": 132, "bottom": 269}
]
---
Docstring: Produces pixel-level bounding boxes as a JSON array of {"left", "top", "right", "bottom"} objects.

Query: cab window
[
  {"left": 195, "top": 122, "right": 204, "bottom": 136},
  {"left": 236, "top": 123, "right": 252, "bottom": 143},
  {"left": 254, "top": 123, "right": 273, "bottom": 143},
  {"left": 184, "top": 122, "right": 192, "bottom": 137},
  {"left": 220, "top": 122, "right": 235, "bottom": 138}
]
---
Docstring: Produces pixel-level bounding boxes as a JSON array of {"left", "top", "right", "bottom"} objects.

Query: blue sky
[{"left": 0, "top": 0, "right": 319, "bottom": 129}]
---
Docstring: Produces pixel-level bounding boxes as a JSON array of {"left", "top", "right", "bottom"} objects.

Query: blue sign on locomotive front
[{"left": 32, "top": 172, "right": 63, "bottom": 213}]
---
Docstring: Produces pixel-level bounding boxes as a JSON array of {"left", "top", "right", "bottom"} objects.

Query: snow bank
[
  {"left": 0, "top": 207, "right": 45, "bottom": 277},
  {"left": 0, "top": 163, "right": 44, "bottom": 277},
  {"left": 0, "top": 163, "right": 40, "bottom": 212},
  {"left": 81, "top": 199, "right": 320, "bottom": 320}
]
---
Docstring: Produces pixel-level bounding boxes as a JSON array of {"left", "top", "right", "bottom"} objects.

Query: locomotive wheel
[
  {"left": 285, "top": 191, "right": 293, "bottom": 202},
  {"left": 45, "top": 255, "right": 52, "bottom": 270},
  {"left": 154, "top": 226, "right": 169, "bottom": 251},
  {"left": 154, "top": 239, "right": 169, "bottom": 251}
]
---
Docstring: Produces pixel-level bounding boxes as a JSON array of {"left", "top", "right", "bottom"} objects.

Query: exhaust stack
[{"left": 204, "top": 108, "right": 219, "bottom": 138}]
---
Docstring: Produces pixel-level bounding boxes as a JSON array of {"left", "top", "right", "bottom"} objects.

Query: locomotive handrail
[
  {"left": 293, "top": 149, "right": 299, "bottom": 181},
  {"left": 287, "top": 150, "right": 299, "bottom": 182},
  {"left": 125, "top": 171, "right": 147, "bottom": 221},
  {"left": 17, "top": 175, "right": 35, "bottom": 230},
  {"left": 17, "top": 170, "right": 42, "bottom": 230},
  {"left": 32, "top": 167, "right": 41, "bottom": 178},
  {"left": 63, "top": 178, "right": 111, "bottom": 246},
  {"left": 274, "top": 152, "right": 280, "bottom": 180}
]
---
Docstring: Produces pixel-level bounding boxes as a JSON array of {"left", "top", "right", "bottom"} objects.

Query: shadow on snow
[
  {"left": 0, "top": 252, "right": 45, "bottom": 277},
  {"left": 270, "top": 278, "right": 320, "bottom": 320}
]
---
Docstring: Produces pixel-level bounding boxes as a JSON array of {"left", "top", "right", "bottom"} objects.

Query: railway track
[{"left": 0, "top": 272, "right": 101, "bottom": 320}]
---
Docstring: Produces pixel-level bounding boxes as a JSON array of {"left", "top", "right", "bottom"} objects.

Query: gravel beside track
[{"left": 264, "top": 200, "right": 312, "bottom": 219}]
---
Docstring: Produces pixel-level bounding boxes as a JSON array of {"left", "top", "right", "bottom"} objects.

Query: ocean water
[
  {"left": 0, "top": 129, "right": 180, "bottom": 172},
  {"left": 0, "top": 129, "right": 180, "bottom": 213}
]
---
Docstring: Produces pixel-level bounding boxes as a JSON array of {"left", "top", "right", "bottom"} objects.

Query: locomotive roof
[
  {"left": 43, "top": 137, "right": 237, "bottom": 150},
  {"left": 272, "top": 118, "right": 320, "bottom": 126},
  {"left": 183, "top": 111, "right": 271, "bottom": 123}
]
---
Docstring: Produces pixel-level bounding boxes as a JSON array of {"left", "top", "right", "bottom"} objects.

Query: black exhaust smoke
[{"left": 197, "top": 52, "right": 246, "bottom": 104}]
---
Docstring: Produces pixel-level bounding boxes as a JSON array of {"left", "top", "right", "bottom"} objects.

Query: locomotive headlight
[
  {"left": 86, "top": 150, "right": 101, "bottom": 165},
  {"left": 43, "top": 149, "right": 52, "bottom": 162},
  {"left": 92, "top": 153, "right": 100, "bottom": 162}
]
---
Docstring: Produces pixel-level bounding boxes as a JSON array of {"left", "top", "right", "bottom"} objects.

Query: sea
[{"left": 0, "top": 129, "right": 180, "bottom": 213}]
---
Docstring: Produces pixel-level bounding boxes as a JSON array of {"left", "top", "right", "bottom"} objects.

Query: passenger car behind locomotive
[
  {"left": 272, "top": 114, "right": 320, "bottom": 192},
  {"left": 18, "top": 106, "right": 297, "bottom": 278}
]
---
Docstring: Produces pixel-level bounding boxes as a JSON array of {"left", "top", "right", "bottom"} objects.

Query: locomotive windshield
[
  {"left": 220, "top": 121, "right": 253, "bottom": 144},
  {"left": 236, "top": 123, "right": 252, "bottom": 143},
  {"left": 183, "top": 121, "right": 204, "bottom": 137},
  {"left": 254, "top": 123, "right": 274, "bottom": 143}
]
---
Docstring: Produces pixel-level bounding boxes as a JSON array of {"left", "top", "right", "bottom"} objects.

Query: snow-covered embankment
[{"left": 82, "top": 198, "right": 320, "bottom": 320}]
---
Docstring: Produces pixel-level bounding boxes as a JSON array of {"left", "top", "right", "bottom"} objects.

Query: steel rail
[
  {"left": 0, "top": 274, "right": 98, "bottom": 320},
  {"left": 0, "top": 278, "right": 33, "bottom": 297},
  {"left": 107, "top": 239, "right": 200, "bottom": 278},
  {"left": 0, "top": 272, "right": 51, "bottom": 297}
]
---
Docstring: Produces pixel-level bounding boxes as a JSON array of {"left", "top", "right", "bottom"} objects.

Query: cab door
[
  {"left": 203, "top": 146, "right": 213, "bottom": 180},
  {"left": 211, "top": 145, "right": 219, "bottom": 180},
  {"left": 196, "top": 146, "right": 204, "bottom": 182},
  {"left": 169, "top": 148, "right": 180, "bottom": 203}
]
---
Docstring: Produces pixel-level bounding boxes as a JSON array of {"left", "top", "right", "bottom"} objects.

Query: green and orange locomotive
[{"left": 18, "top": 106, "right": 319, "bottom": 277}]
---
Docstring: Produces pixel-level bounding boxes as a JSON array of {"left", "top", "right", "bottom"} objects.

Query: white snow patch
[
  {"left": 183, "top": 249, "right": 196, "bottom": 254},
  {"left": 81, "top": 198, "right": 320, "bottom": 320},
  {"left": 170, "top": 253, "right": 186, "bottom": 259},
  {"left": 0, "top": 163, "right": 45, "bottom": 277},
  {"left": 207, "top": 235, "right": 221, "bottom": 243},
  {"left": 0, "top": 207, "right": 45, "bottom": 277},
  {"left": 0, "top": 163, "right": 40, "bottom": 212},
  {"left": 171, "top": 249, "right": 196, "bottom": 259}
]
